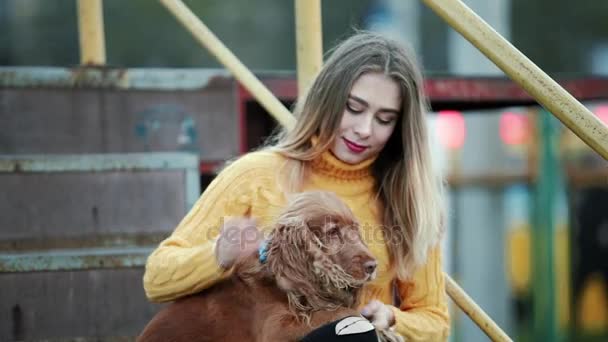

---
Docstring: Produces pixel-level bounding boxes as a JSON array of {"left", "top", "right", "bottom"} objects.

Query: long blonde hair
[{"left": 267, "top": 31, "right": 445, "bottom": 279}]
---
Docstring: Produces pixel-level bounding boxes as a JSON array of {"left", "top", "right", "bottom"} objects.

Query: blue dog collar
[{"left": 258, "top": 240, "right": 269, "bottom": 264}]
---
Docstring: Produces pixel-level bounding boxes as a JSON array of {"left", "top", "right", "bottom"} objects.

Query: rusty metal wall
[
  {"left": 0, "top": 268, "right": 163, "bottom": 340},
  {"left": 0, "top": 171, "right": 185, "bottom": 243},
  {"left": 0, "top": 153, "right": 199, "bottom": 340},
  {"left": 0, "top": 68, "right": 240, "bottom": 161},
  {"left": 0, "top": 68, "right": 238, "bottom": 340}
]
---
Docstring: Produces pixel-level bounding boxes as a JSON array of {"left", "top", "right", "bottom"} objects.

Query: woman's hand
[
  {"left": 215, "top": 217, "right": 262, "bottom": 269},
  {"left": 360, "top": 300, "right": 396, "bottom": 330}
]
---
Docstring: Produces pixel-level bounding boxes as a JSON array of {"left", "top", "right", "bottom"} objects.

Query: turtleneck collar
[{"left": 308, "top": 138, "right": 377, "bottom": 182}]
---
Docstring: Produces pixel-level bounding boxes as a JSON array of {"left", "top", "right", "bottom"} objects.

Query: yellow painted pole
[
  {"left": 159, "top": 0, "right": 295, "bottom": 130},
  {"left": 159, "top": 0, "right": 510, "bottom": 340},
  {"left": 295, "top": 0, "right": 323, "bottom": 94},
  {"left": 445, "top": 274, "right": 513, "bottom": 342},
  {"left": 77, "top": 0, "right": 106, "bottom": 65},
  {"left": 422, "top": 0, "right": 608, "bottom": 160}
]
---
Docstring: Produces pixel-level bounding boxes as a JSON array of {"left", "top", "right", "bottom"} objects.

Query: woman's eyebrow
[
  {"left": 348, "top": 94, "right": 400, "bottom": 114},
  {"left": 348, "top": 94, "right": 368, "bottom": 106}
]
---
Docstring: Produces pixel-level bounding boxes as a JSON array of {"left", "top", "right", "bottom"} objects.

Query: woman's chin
[{"left": 334, "top": 150, "right": 367, "bottom": 164}]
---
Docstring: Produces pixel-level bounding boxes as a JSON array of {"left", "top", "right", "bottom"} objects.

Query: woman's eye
[
  {"left": 346, "top": 103, "right": 364, "bottom": 114},
  {"left": 376, "top": 116, "right": 396, "bottom": 125}
]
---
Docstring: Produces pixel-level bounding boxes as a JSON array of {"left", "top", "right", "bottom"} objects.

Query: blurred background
[{"left": 1, "top": 0, "right": 607, "bottom": 341}]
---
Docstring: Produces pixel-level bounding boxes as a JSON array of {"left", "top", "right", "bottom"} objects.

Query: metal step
[{"left": 0, "top": 246, "right": 153, "bottom": 272}]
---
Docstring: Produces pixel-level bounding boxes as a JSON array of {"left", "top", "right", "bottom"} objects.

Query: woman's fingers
[
  {"left": 360, "top": 300, "right": 382, "bottom": 317},
  {"left": 215, "top": 217, "right": 262, "bottom": 268},
  {"left": 360, "top": 300, "right": 395, "bottom": 330}
]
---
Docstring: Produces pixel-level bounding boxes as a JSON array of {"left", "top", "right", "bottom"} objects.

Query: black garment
[{"left": 300, "top": 317, "right": 379, "bottom": 342}]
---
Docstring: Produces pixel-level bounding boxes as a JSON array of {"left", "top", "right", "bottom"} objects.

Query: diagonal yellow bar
[
  {"left": 295, "top": 0, "right": 323, "bottom": 94},
  {"left": 160, "top": 0, "right": 511, "bottom": 340},
  {"left": 422, "top": 0, "right": 608, "bottom": 160},
  {"left": 159, "top": 0, "right": 296, "bottom": 130},
  {"left": 445, "top": 274, "right": 513, "bottom": 341}
]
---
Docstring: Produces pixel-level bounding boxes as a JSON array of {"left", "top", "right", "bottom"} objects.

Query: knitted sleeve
[
  {"left": 391, "top": 246, "right": 450, "bottom": 341},
  {"left": 143, "top": 153, "right": 270, "bottom": 302}
]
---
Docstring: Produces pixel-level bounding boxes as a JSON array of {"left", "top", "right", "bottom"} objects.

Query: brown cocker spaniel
[{"left": 138, "top": 191, "right": 400, "bottom": 341}]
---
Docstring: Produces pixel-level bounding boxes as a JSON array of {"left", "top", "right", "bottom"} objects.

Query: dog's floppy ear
[
  {"left": 273, "top": 213, "right": 326, "bottom": 250},
  {"left": 267, "top": 219, "right": 310, "bottom": 267},
  {"left": 267, "top": 221, "right": 308, "bottom": 293}
]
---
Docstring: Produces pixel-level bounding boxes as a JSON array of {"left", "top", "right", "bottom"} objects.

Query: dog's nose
[{"left": 364, "top": 260, "right": 377, "bottom": 275}]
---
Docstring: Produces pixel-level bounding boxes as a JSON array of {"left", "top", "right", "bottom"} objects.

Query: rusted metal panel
[
  {"left": 0, "top": 67, "right": 224, "bottom": 340},
  {"left": 3, "top": 66, "right": 608, "bottom": 103},
  {"left": 0, "top": 171, "right": 186, "bottom": 241},
  {"left": 0, "top": 153, "right": 199, "bottom": 246},
  {"left": 0, "top": 88, "right": 239, "bottom": 161},
  {"left": 236, "top": 74, "right": 608, "bottom": 104},
  {"left": 0, "top": 152, "right": 200, "bottom": 208},
  {"left": 0, "top": 153, "right": 195, "bottom": 338},
  {"left": 0, "top": 68, "right": 240, "bottom": 162},
  {"left": 0, "top": 268, "right": 162, "bottom": 340},
  {"left": 424, "top": 77, "right": 608, "bottom": 102}
]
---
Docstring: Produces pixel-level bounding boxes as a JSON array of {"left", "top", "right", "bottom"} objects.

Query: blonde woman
[{"left": 143, "top": 31, "right": 448, "bottom": 341}]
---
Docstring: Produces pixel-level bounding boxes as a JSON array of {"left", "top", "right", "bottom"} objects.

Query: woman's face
[{"left": 330, "top": 72, "right": 401, "bottom": 165}]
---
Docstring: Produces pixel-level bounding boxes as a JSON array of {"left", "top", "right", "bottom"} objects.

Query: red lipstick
[{"left": 343, "top": 138, "right": 368, "bottom": 153}]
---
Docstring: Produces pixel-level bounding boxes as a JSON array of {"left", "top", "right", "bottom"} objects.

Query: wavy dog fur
[
  {"left": 264, "top": 191, "right": 368, "bottom": 320},
  {"left": 138, "top": 191, "right": 381, "bottom": 342}
]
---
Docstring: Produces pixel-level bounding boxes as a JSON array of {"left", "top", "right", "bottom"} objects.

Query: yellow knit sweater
[{"left": 143, "top": 150, "right": 449, "bottom": 341}]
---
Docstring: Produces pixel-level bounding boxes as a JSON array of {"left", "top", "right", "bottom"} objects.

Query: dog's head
[{"left": 265, "top": 191, "right": 376, "bottom": 315}]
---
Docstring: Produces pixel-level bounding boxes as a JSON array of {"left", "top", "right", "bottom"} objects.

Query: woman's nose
[{"left": 353, "top": 115, "right": 373, "bottom": 138}]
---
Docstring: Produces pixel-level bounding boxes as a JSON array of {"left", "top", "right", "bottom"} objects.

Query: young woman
[{"left": 143, "top": 31, "right": 449, "bottom": 341}]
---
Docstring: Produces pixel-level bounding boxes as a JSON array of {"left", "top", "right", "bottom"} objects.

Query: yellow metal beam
[
  {"left": 159, "top": 0, "right": 295, "bottom": 130},
  {"left": 295, "top": 0, "right": 323, "bottom": 94},
  {"left": 77, "top": 0, "right": 106, "bottom": 65},
  {"left": 422, "top": 0, "right": 608, "bottom": 160},
  {"left": 445, "top": 274, "right": 513, "bottom": 342}
]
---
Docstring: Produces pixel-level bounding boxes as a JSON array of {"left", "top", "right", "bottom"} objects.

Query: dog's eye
[{"left": 328, "top": 227, "right": 340, "bottom": 236}]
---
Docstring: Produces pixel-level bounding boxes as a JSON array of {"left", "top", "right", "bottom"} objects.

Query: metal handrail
[
  {"left": 158, "top": 0, "right": 295, "bottom": 130},
  {"left": 422, "top": 0, "right": 608, "bottom": 160}
]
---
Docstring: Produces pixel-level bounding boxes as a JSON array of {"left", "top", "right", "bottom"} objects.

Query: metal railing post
[
  {"left": 77, "top": 0, "right": 106, "bottom": 65},
  {"left": 295, "top": 0, "right": 323, "bottom": 94}
]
